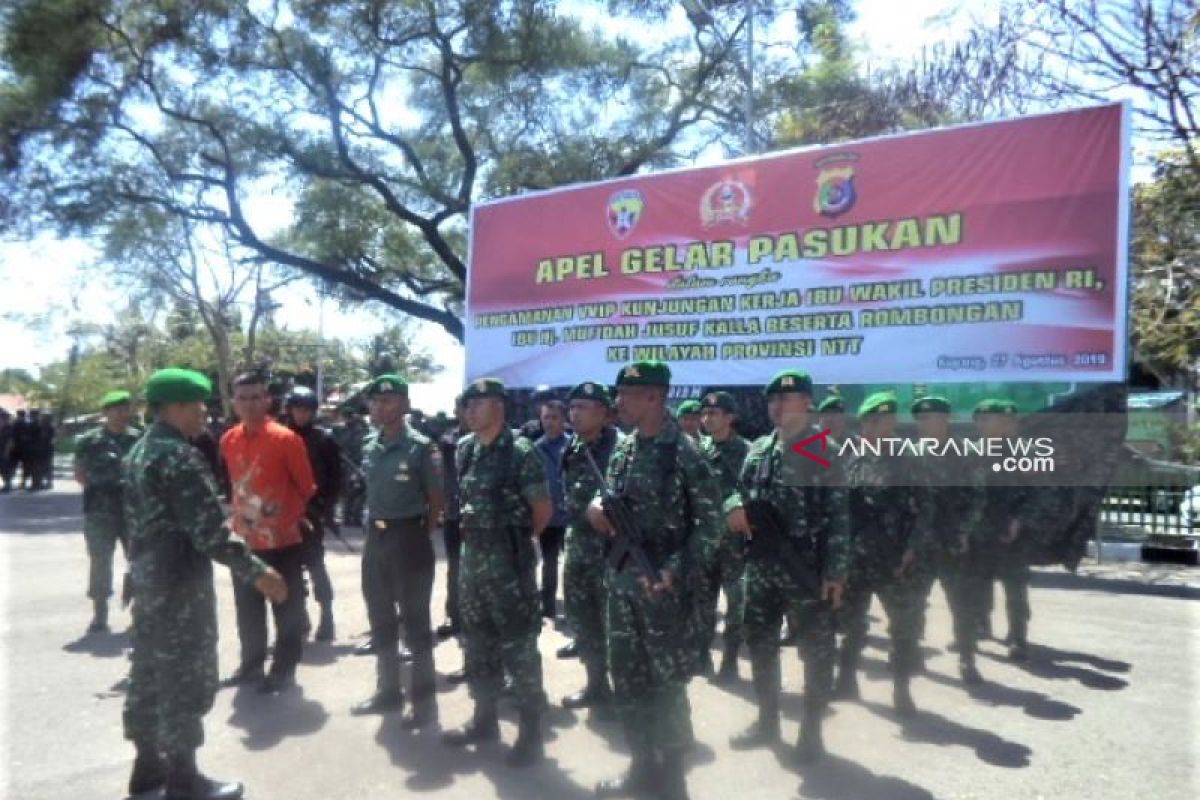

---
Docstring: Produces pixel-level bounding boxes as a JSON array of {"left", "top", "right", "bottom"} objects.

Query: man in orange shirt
[{"left": 219, "top": 371, "right": 317, "bottom": 694}]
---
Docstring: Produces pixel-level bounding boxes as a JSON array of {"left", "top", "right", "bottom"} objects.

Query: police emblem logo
[
  {"left": 700, "top": 178, "right": 752, "bottom": 227},
  {"left": 813, "top": 153, "right": 859, "bottom": 218},
  {"left": 607, "top": 189, "right": 645, "bottom": 240},
  {"left": 624, "top": 366, "right": 641, "bottom": 379}
]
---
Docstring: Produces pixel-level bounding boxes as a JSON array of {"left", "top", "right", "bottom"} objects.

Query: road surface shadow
[
  {"left": 917, "top": 664, "right": 1082, "bottom": 721},
  {"left": 979, "top": 646, "right": 1130, "bottom": 691},
  {"left": 226, "top": 684, "right": 329, "bottom": 750},
  {"left": 862, "top": 700, "right": 1032, "bottom": 768},
  {"left": 1031, "top": 570, "right": 1200, "bottom": 600},
  {"left": 299, "top": 641, "right": 359, "bottom": 666},
  {"left": 62, "top": 629, "right": 130, "bottom": 658},
  {"left": 792, "top": 752, "right": 937, "bottom": 800}
]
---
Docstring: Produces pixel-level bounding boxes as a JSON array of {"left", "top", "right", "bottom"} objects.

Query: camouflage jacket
[
  {"left": 123, "top": 422, "right": 266, "bottom": 590},
  {"left": 74, "top": 425, "right": 141, "bottom": 515},
  {"left": 913, "top": 449, "right": 984, "bottom": 556},
  {"left": 456, "top": 427, "right": 549, "bottom": 535},
  {"left": 604, "top": 416, "right": 724, "bottom": 579},
  {"left": 702, "top": 433, "right": 751, "bottom": 502},
  {"left": 562, "top": 425, "right": 624, "bottom": 562},
  {"left": 727, "top": 430, "right": 851, "bottom": 583},
  {"left": 845, "top": 450, "right": 924, "bottom": 570}
]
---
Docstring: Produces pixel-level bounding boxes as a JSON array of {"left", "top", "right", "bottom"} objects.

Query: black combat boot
[
  {"left": 506, "top": 706, "right": 544, "bottom": 767},
  {"left": 959, "top": 649, "right": 984, "bottom": 685},
  {"left": 1007, "top": 620, "right": 1029, "bottom": 661},
  {"left": 163, "top": 751, "right": 243, "bottom": 800},
  {"left": 595, "top": 749, "right": 657, "bottom": 798},
  {"left": 713, "top": 642, "right": 739, "bottom": 685},
  {"left": 352, "top": 652, "right": 404, "bottom": 715},
  {"left": 832, "top": 647, "right": 860, "bottom": 700},
  {"left": 314, "top": 605, "right": 334, "bottom": 642},
  {"left": 442, "top": 702, "right": 500, "bottom": 747},
  {"left": 657, "top": 747, "right": 691, "bottom": 800},
  {"left": 88, "top": 598, "right": 109, "bottom": 634},
  {"left": 893, "top": 675, "right": 918, "bottom": 718},
  {"left": 795, "top": 701, "right": 826, "bottom": 765},
  {"left": 563, "top": 662, "right": 613, "bottom": 710},
  {"left": 729, "top": 695, "right": 781, "bottom": 749},
  {"left": 128, "top": 742, "right": 168, "bottom": 796}
]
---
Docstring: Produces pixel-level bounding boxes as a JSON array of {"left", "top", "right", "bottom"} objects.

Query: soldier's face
[
  {"left": 569, "top": 400, "right": 607, "bottom": 437},
  {"left": 819, "top": 412, "right": 845, "bottom": 437},
  {"left": 861, "top": 413, "right": 897, "bottom": 439},
  {"left": 916, "top": 412, "right": 950, "bottom": 439},
  {"left": 679, "top": 414, "right": 702, "bottom": 436},
  {"left": 289, "top": 406, "right": 315, "bottom": 428},
  {"left": 104, "top": 404, "right": 132, "bottom": 430},
  {"left": 465, "top": 397, "right": 503, "bottom": 432},
  {"left": 163, "top": 400, "right": 207, "bottom": 438},
  {"left": 701, "top": 408, "right": 733, "bottom": 437},
  {"left": 368, "top": 394, "right": 408, "bottom": 428},
  {"left": 976, "top": 414, "right": 1017, "bottom": 438},
  {"left": 768, "top": 393, "right": 811, "bottom": 431},
  {"left": 615, "top": 386, "right": 663, "bottom": 428},
  {"left": 232, "top": 383, "right": 270, "bottom": 424}
]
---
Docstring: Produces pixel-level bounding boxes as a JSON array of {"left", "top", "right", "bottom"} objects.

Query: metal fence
[{"left": 1101, "top": 486, "right": 1197, "bottom": 537}]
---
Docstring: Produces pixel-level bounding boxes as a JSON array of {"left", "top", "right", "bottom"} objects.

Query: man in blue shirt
[{"left": 535, "top": 400, "right": 572, "bottom": 620}]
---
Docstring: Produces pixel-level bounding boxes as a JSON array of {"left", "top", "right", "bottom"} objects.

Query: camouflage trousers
[
  {"left": 123, "top": 580, "right": 219, "bottom": 755},
  {"left": 606, "top": 570, "right": 694, "bottom": 751},
  {"left": 459, "top": 538, "right": 545, "bottom": 712},
  {"left": 839, "top": 560, "right": 931, "bottom": 673},
  {"left": 978, "top": 539, "right": 1031, "bottom": 643},
  {"left": 83, "top": 512, "right": 128, "bottom": 600},
  {"left": 743, "top": 560, "right": 835, "bottom": 711},
  {"left": 697, "top": 532, "right": 746, "bottom": 651},
  {"left": 563, "top": 540, "right": 608, "bottom": 677}
]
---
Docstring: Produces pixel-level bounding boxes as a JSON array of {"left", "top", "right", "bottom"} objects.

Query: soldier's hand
[
  {"left": 822, "top": 580, "right": 845, "bottom": 610},
  {"left": 727, "top": 507, "right": 752, "bottom": 538},
  {"left": 254, "top": 569, "right": 288, "bottom": 604},
  {"left": 587, "top": 500, "right": 614, "bottom": 537},
  {"left": 894, "top": 548, "right": 916, "bottom": 578}
]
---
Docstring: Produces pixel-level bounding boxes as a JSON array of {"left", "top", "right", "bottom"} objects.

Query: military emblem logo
[
  {"left": 813, "top": 153, "right": 859, "bottom": 218},
  {"left": 473, "top": 379, "right": 489, "bottom": 392},
  {"left": 624, "top": 366, "right": 641, "bottom": 379},
  {"left": 781, "top": 376, "right": 795, "bottom": 387},
  {"left": 607, "top": 189, "right": 645, "bottom": 239},
  {"left": 705, "top": 393, "right": 716, "bottom": 405},
  {"left": 583, "top": 383, "right": 595, "bottom": 395},
  {"left": 700, "top": 178, "right": 752, "bottom": 227}
]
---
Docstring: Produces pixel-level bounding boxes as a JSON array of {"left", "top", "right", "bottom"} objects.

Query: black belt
[{"left": 370, "top": 516, "right": 424, "bottom": 531}]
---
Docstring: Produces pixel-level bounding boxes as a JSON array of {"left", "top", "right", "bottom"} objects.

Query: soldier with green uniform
[
  {"left": 443, "top": 378, "right": 552, "bottom": 767},
  {"left": 725, "top": 369, "right": 848, "bottom": 763},
  {"left": 587, "top": 360, "right": 725, "bottom": 800},
  {"left": 73, "top": 390, "right": 140, "bottom": 633},
  {"left": 817, "top": 395, "right": 849, "bottom": 448},
  {"left": 697, "top": 390, "right": 751, "bottom": 683},
  {"left": 122, "top": 368, "right": 287, "bottom": 800},
  {"left": 351, "top": 375, "right": 444, "bottom": 728},
  {"left": 910, "top": 396, "right": 987, "bottom": 683},
  {"left": 560, "top": 381, "right": 623, "bottom": 715},
  {"left": 834, "top": 392, "right": 927, "bottom": 716},
  {"left": 675, "top": 399, "right": 704, "bottom": 443},
  {"left": 335, "top": 406, "right": 369, "bottom": 527}
]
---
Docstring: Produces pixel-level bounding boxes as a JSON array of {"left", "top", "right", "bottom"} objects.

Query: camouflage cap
[
  {"left": 911, "top": 395, "right": 952, "bottom": 415},
  {"left": 858, "top": 391, "right": 899, "bottom": 417},
  {"left": 144, "top": 368, "right": 211, "bottom": 405},
  {"left": 99, "top": 390, "right": 132, "bottom": 410},
  {"left": 615, "top": 360, "right": 671, "bottom": 387},
  {"left": 763, "top": 369, "right": 813, "bottom": 397},
  {"left": 568, "top": 381, "right": 613, "bottom": 406},
  {"left": 700, "top": 391, "right": 737, "bottom": 414},
  {"left": 675, "top": 399, "right": 702, "bottom": 418},
  {"left": 817, "top": 395, "right": 845, "bottom": 413},
  {"left": 365, "top": 374, "right": 409, "bottom": 397},
  {"left": 973, "top": 398, "right": 1019, "bottom": 416},
  {"left": 462, "top": 377, "right": 506, "bottom": 401}
]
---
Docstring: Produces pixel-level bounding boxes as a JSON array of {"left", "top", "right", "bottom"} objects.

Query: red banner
[{"left": 466, "top": 103, "right": 1130, "bottom": 388}]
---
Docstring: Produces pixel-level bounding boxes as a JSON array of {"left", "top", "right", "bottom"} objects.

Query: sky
[{"left": 0, "top": 0, "right": 1150, "bottom": 400}]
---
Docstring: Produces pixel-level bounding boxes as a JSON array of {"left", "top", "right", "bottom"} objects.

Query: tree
[{"left": 1, "top": 0, "right": 744, "bottom": 341}]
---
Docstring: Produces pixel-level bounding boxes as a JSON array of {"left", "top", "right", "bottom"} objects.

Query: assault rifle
[
  {"left": 583, "top": 448, "right": 657, "bottom": 580},
  {"left": 743, "top": 498, "right": 823, "bottom": 599}
]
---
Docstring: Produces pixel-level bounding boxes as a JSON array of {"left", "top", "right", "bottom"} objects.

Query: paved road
[{"left": 2, "top": 479, "right": 1198, "bottom": 800}]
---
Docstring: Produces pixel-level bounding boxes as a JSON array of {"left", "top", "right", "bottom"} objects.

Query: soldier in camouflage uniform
[
  {"left": 834, "top": 392, "right": 927, "bottom": 717},
  {"left": 335, "top": 407, "right": 368, "bottom": 527},
  {"left": 725, "top": 369, "right": 848, "bottom": 764},
  {"left": 73, "top": 390, "right": 140, "bottom": 633},
  {"left": 675, "top": 399, "right": 704, "bottom": 443},
  {"left": 587, "top": 360, "right": 724, "bottom": 800},
  {"left": 816, "top": 395, "right": 849, "bottom": 449},
  {"left": 973, "top": 399, "right": 1038, "bottom": 661},
  {"left": 697, "top": 390, "right": 751, "bottom": 684},
  {"left": 560, "top": 381, "right": 623, "bottom": 716},
  {"left": 910, "top": 396, "right": 987, "bottom": 683},
  {"left": 443, "top": 378, "right": 552, "bottom": 768},
  {"left": 122, "top": 368, "right": 287, "bottom": 800}
]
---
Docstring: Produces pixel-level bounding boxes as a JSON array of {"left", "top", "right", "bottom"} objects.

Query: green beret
[
  {"left": 973, "top": 398, "right": 1018, "bottom": 416},
  {"left": 700, "top": 391, "right": 737, "bottom": 413},
  {"left": 817, "top": 395, "right": 845, "bottom": 413},
  {"left": 675, "top": 400, "right": 702, "bottom": 418},
  {"left": 144, "top": 368, "right": 211, "bottom": 405},
  {"left": 763, "top": 369, "right": 813, "bottom": 397},
  {"left": 365, "top": 374, "right": 409, "bottom": 397},
  {"left": 100, "top": 390, "right": 132, "bottom": 410},
  {"left": 858, "top": 391, "right": 899, "bottom": 417},
  {"left": 912, "top": 395, "right": 952, "bottom": 415},
  {"left": 462, "top": 377, "right": 506, "bottom": 401},
  {"left": 568, "top": 381, "right": 612, "bottom": 406},
  {"left": 615, "top": 360, "right": 671, "bottom": 387}
]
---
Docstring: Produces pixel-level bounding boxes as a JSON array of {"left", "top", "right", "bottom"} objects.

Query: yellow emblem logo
[
  {"left": 624, "top": 366, "right": 641, "bottom": 379},
  {"left": 781, "top": 376, "right": 795, "bottom": 387}
]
